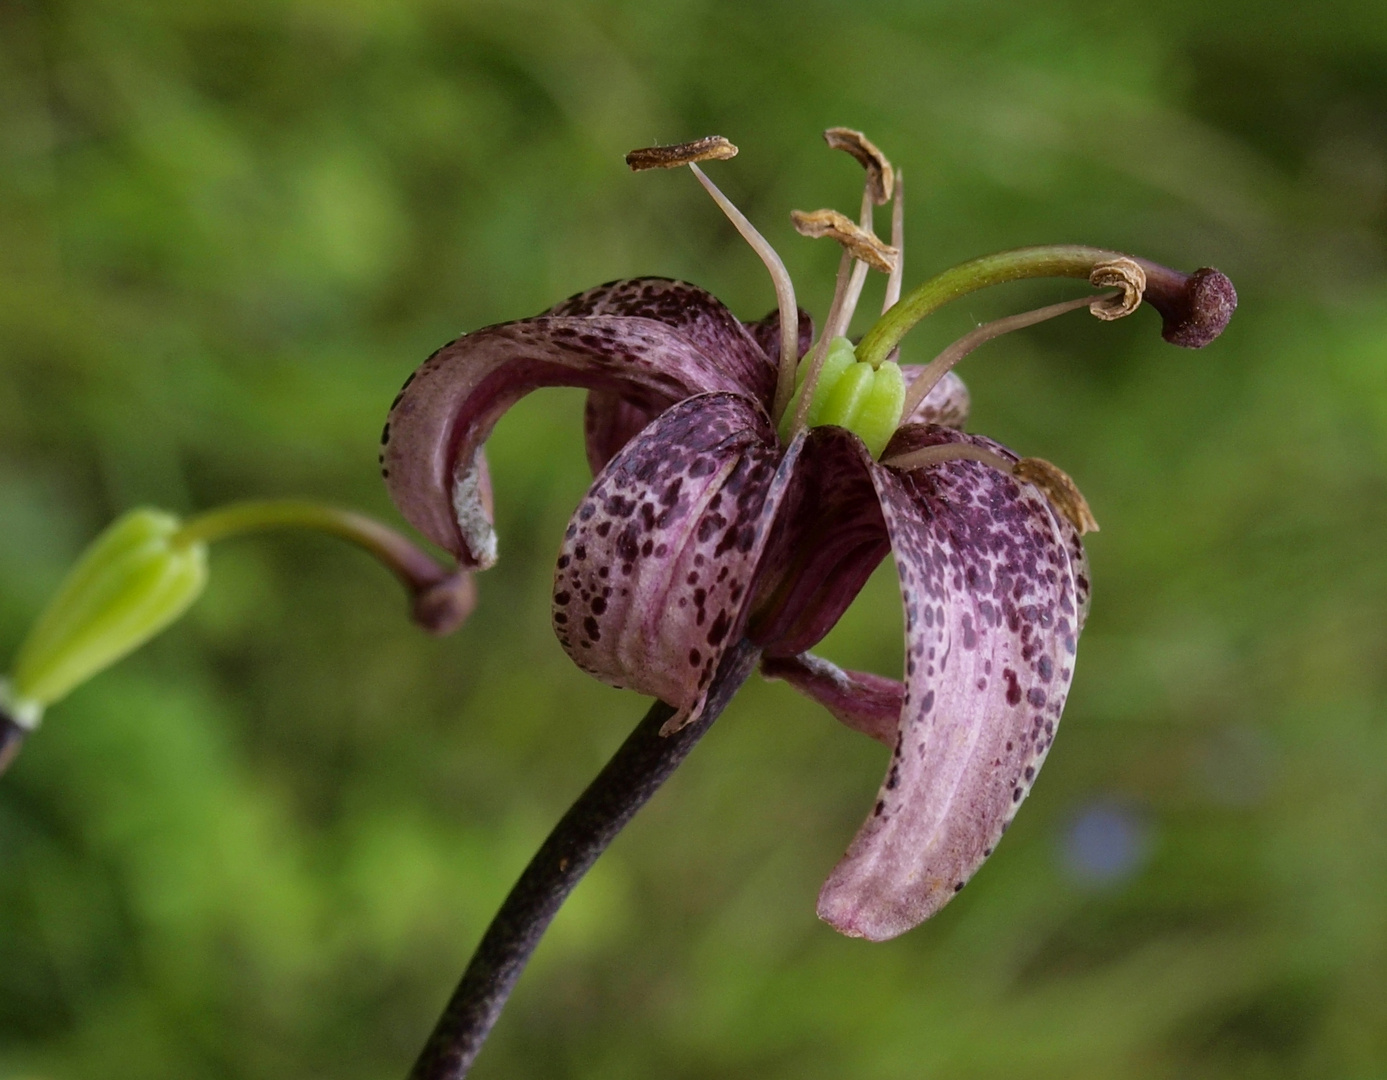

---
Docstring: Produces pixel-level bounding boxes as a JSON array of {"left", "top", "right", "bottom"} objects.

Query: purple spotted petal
[
  {"left": 383, "top": 279, "right": 776, "bottom": 563},
  {"left": 547, "top": 279, "right": 779, "bottom": 404},
  {"left": 901, "top": 369, "right": 970, "bottom": 428},
  {"left": 748, "top": 427, "right": 889, "bottom": 657},
  {"left": 578, "top": 304, "right": 814, "bottom": 477},
  {"left": 761, "top": 653, "right": 902, "bottom": 746},
  {"left": 583, "top": 391, "right": 656, "bottom": 476},
  {"left": 554, "top": 393, "right": 801, "bottom": 729},
  {"left": 817, "top": 427, "right": 1084, "bottom": 941}
]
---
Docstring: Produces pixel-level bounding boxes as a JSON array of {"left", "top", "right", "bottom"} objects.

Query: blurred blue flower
[{"left": 1061, "top": 801, "right": 1153, "bottom": 887}]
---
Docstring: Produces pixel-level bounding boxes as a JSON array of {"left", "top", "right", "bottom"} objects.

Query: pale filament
[
  {"left": 882, "top": 441, "right": 1015, "bottom": 474},
  {"left": 882, "top": 170, "right": 904, "bottom": 314},
  {"left": 688, "top": 163, "right": 800, "bottom": 420},
  {"left": 826, "top": 188, "right": 875, "bottom": 342},
  {"left": 898, "top": 292, "right": 1113, "bottom": 422}
]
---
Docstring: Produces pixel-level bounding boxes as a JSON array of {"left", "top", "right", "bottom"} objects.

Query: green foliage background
[{"left": 3, "top": 0, "right": 1386, "bottom": 1076}]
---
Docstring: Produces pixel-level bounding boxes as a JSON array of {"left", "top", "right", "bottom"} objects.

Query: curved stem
[
  {"left": 173, "top": 500, "right": 473, "bottom": 635},
  {"left": 407, "top": 639, "right": 762, "bottom": 1080},
  {"left": 856, "top": 244, "right": 1121, "bottom": 369},
  {"left": 174, "top": 501, "right": 438, "bottom": 587}
]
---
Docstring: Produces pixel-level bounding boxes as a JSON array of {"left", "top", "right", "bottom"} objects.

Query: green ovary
[{"left": 779, "top": 337, "right": 905, "bottom": 458}]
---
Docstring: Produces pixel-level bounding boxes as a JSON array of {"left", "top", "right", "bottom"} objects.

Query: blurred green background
[{"left": 3, "top": 0, "right": 1386, "bottom": 1076}]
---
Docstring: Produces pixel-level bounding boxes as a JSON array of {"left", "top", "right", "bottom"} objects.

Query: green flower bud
[{"left": 5, "top": 509, "right": 207, "bottom": 725}]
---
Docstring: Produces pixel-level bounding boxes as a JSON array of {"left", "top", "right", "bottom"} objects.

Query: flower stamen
[
  {"left": 884, "top": 441, "right": 1016, "bottom": 474},
  {"left": 1088, "top": 257, "right": 1145, "bottom": 320},
  {"left": 684, "top": 162, "right": 801, "bottom": 419},
  {"left": 785, "top": 129, "right": 900, "bottom": 439},
  {"left": 823, "top": 127, "right": 895, "bottom": 205},
  {"left": 1013, "top": 457, "right": 1099, "bottom": 534},
  {"left": 790, "top": 208, "right": 898, "bottom": 274},
  {"left": 627, "top": 138, "right": 802, "bottom": 419},
  {"left": 826, "top": 193, "right": 876, "bottom": 344},
  {"left": 898, "top": 292, "right": 1116, "bottom": 422},
  {"left": 785, "top": 189, "right": 876, "bottom": 438},
  {"left": 883, "top": 170, "right": 905, "bottom": 314},
  {"left": 624, "top": 136, "right": 739, "bottom": 170}
]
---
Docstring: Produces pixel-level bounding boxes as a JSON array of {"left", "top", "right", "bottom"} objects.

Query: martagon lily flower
[{"left": 381, "top": 131, "right": 1235, "bottom": 941}]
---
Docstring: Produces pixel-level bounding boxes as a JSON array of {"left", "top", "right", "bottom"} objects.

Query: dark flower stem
[{"left": 407, "top": 639, "right": 762, "bottom": 1080}]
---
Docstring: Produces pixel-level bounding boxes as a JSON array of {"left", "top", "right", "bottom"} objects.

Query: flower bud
[{"left": 5, "top": 509, "right": 207, "bottom": 723}]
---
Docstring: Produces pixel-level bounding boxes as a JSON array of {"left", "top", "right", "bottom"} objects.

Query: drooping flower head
[{"left": 381, "top": 132, "right": 1235, "bottom": 940}]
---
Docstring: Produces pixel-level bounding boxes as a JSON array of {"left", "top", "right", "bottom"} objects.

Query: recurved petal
[
  {"left": 547, "top": 278, "right": 779, "bottom": 404},
  {"left": 761, "top": 653, "right": 903, "bottom": 745},
  {"left": 580, "top": 304, "right": 815, "bottom": 478},
  {"left": 901, "top": 369, "right": 970, "bottom": 428},
  {"left": 817, "top": 428, "right": 1084, "bottom": 941},
  {"left": 554, "top": 393, "right": 801, "bottom": 730},
  {"left": 583, "top": 391, "right": 657, "bottom": 476},
  {"left": 383, "top": 279, "right": 776, "bottom": 563}
]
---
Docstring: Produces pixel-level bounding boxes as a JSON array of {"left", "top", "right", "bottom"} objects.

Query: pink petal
[
  {"left": 547, "top": 279, "right": 779, "bottom": 404},
  {"left": 579, "top": 305, "right": 814, "bottom": 476},
  {"left": 583, "top": 391, "right": 654, "bottom": 476},
  {"left": 901, "top": 369, "right": 970, "bottom": 428},
  {"left": 817, "top": 428, "right": 1085, "bottom": 940},
  {"left": 383, "top": 279, "right": 776, "bottom": 563},
  {"left": 554, "top": 393, "right": 801, "bottom": 730},
  {"left": 761, "top": 653, "right": 903, "bottom": 745}
]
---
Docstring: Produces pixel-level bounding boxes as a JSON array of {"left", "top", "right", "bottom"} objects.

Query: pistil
[{"left": 856, "top": 245, "right": 1237, "bottom": 369}]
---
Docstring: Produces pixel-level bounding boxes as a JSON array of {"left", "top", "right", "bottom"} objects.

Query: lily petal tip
[
  {"left": 816, "top": 887, "right": 914, "bottom": 942},
  {"left": 657, "top": 697, "right": 704, "bottom": 737},
  {"left": 411, "top": 572, "right": 478, "bottom": 635}
]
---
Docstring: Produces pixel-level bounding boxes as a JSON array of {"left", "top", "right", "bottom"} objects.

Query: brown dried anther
[
  {"left": 625, "top": 136, "right": 739, "bottom": 172},
  {"left": 1135, "top": 263, "right": 1238, "bottom": 348},
  {"left": 1013, "top": 457, "right": 1099, "bottom": 535},
  {"left": 824, "top": 127, "right": 895, "bottom": 204},
  {"left": 790, "top": 208, "right": 899, "bottom": 274},
  {"left": 1088, "top": 257, "right": 1145, "bottom": 321}
]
